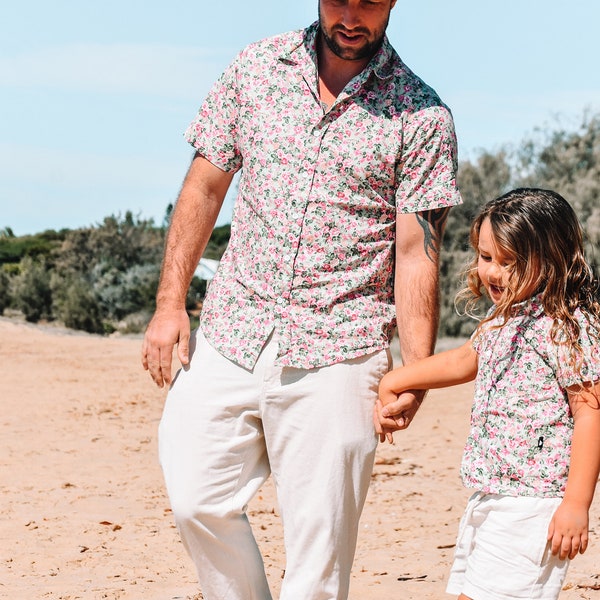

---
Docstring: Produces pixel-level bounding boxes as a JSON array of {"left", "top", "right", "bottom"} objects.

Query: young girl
[{"left": 375, "top": 188, "right": 600, "bottom": 599}]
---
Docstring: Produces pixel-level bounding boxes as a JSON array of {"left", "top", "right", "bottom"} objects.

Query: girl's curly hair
[{"left": 457, "top": 187, "right": 600, "bottom": 378}]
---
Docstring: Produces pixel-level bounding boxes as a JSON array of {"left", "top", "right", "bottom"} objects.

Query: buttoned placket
[
  {"left": 273, "top": 57, "right": 375, "bottom": 362},
  {"left": 274, "top": 98, "right": 331, "bottom": 362}
]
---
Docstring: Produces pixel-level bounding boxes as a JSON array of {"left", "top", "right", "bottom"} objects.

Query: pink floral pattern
[
  {"left": 185, "top": 22, "right": 461, "bottom": 369},
  {"left": 462, "top": 297, "right": 600, "bottom": 497}
]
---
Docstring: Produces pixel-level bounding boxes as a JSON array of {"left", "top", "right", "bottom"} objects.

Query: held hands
[
  {"left": 141, "top": 308, "right": 191, "bottom": 388},
  {"left": 374, "top": 370, "right": 425, "bottom": 444},
  {"left": 547, "top": 500, "right": 589, "bottom": 560}
]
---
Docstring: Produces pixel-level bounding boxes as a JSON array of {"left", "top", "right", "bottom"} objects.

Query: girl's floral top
[
  {"left": 462, "top": 296, "right": 600, "bottom": 497},
  {"left": 185, "top": 22, "right": 462, "bottom": 369}
]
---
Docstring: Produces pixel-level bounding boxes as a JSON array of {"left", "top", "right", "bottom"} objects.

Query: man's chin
[
  {"left": 322, "top": 30, "right": 379, "bottom": 62},
  {"left": 330, "top": 43, "right": 373, "bottom": 62}
]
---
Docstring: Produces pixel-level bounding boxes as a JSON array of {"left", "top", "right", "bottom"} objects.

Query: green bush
[
  {"left": 0, "top": 268, "right": 11, "bottom": 314},
  {"left": 11, "top": 257, "right": 52, "bottom": 322},
  {"left": 51, "top": 273, "right": 104, "bottom": 334}
]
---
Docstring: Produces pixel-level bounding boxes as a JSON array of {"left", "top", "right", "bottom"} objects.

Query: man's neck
[{"left": 317, "top": 34, "right": 371, "bottom": 105}]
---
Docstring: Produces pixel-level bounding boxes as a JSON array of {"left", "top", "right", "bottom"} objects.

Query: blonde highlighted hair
[{"left": 457, "top": 188, "right": 600, "bottom": 377}]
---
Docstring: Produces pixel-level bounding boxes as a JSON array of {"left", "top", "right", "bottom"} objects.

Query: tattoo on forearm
[{"left": 416, "top": 208, "right": 450, "bottom": 261}]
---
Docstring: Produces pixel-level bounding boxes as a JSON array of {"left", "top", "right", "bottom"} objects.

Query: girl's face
[{"left": 477, "top": 217, "right": 538, "bottom": 305}]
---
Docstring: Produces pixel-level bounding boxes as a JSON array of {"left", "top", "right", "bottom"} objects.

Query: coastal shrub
[
  {"left": 11, "top": 257, "right": 53, "bottom": 322},
  {"left": 0, "top": 268, "right": 11, "bottom": 314},
  {"left": 51, "top": 273, "right": 104, "bottom": 334}
]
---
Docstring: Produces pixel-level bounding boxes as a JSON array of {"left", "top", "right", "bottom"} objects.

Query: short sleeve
[
  {"left": 555, "top": 312, "right": 600, "bottom": 388},
  {"left": 469, "top": 306, "right": 496, "bottom": 354},
  {"left": 471, "top": 327, "right": 482, "bottom": 354},
  {"left": 184, "top": 54, "right": 244, "bottom": 173},
  {"left": 395, "top": 105, "right": 462, "bottom": 213}
]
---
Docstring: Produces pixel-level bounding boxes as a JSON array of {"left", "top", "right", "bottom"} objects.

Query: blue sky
[{"left": 2, "top": 0, "right": 599, "bottom": 236}]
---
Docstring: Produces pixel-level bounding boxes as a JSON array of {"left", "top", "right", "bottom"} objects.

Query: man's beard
[{"left": 319, "top": 10, "right": 389, "bottom": 61}]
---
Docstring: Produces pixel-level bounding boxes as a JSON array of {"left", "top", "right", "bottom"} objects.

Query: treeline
[
  {"left": 440, "top": 111, "right": 600, "bottom": 336},
  {"left": 0, "top": 210, "right": 231, "bottom": 334},
  {"left": 1, "top": 113, "right": 599, "bottom": 336}
]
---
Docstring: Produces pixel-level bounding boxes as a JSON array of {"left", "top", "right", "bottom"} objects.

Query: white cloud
[
  {"left": 0, "top": 43, "right": 235, "bottom": 98},
  {"left": 0, "top": 141, "right": 185, "bottom": 188}
]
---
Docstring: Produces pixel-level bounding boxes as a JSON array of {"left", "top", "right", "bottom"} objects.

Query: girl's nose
[{"left": 487, "top": 262, "right": 503, "bottom": 283}]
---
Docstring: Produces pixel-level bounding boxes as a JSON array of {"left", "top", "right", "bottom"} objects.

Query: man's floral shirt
[
  {"left": 462, "top": 297, "right": 600, "bottom": 497},
  {"left": 185, "top": 22, "right": 462, "bottom": 369}
]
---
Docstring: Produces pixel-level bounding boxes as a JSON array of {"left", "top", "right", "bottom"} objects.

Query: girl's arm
[
  {"left": 374, "top": 340, "right": 478, "bottom": 443},
  {"left": 548, "top": 381, "right": 600, "bottom": 560}
]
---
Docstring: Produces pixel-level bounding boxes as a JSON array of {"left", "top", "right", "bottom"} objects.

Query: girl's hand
[
  {"left": 547, "top": 500, "right": 589, "bottom": 560},
  {"left": 373, "top": 384, "right": 425, "bottom": 443}
]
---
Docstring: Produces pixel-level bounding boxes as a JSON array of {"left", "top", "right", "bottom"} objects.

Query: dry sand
[{"left": 1, "top": 317, "right": 598, "bottom": 599}]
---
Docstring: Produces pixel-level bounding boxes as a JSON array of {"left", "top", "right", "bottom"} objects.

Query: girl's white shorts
[{"left": 446, "top": 492, "right": 570, "bottom": 599}]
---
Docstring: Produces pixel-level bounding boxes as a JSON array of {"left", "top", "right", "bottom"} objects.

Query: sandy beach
[{"left": 1, "top": 317, "right": 598, "bottom": 599}]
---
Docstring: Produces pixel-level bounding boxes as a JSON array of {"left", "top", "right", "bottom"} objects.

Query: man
[{"left": 142, "top": 1, "right": 461, "bottom": 598}]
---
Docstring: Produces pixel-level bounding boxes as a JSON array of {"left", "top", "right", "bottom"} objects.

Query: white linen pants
[{"left": 158, "top": 329, "right": 389, "bottom": 600}]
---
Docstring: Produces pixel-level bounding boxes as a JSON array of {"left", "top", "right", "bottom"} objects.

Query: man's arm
[
  {"left": 396, "top": 207, "right": 449, "bottom": 362},
  {"left": 374, "top": 207, "right": 450, "bottom": 436},
  {"left": 141, "top": 152, "right": 234, "bottom": 387}
]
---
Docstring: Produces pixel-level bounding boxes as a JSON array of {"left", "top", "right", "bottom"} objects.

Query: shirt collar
[
  {"left": 490, "top": 294, "right": 545, "bottom": 320},
  {"left": 516, "top": 295, "right": 545, "bottom": 319},
  {"left": 280, "top": 21, "right": 397, "bottom": 87}
]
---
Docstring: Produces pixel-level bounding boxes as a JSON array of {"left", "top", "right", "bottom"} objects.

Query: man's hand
[
  {"left": 141, "top": 308, "right": 191, "bottom": 388},
  {"left": 373, "top": 384, "right": 426, "bottom": 443}
]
